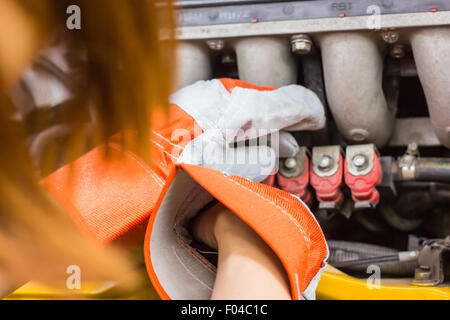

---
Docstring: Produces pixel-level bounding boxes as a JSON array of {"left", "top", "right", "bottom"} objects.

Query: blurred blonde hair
[{"left": 0, "top": 0, "right": 174, "bottom": 293}]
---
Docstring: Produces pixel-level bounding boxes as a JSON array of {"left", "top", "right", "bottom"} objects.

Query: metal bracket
[
  {"left": 279, "top": 147, "right": 308, "bottom": 178},
  {"left": 312, "top": 145, "right": 342, "bottom": 178},
  {"left": 278, "top": 147, "right": 312, "bottom": 205},
  {"left": 346, "top": 143, "right": 377, "bottom": 176},
  {"left": 310, "top": 145, "right": 344, "bottom": 209},
  {"left": 396, "top": 143, "right": 420, "bottom": 180},
  {"left": 412, "top": 237, "right": 450, "bottom": 286},
  {"left": 344, "top": 144, "right": 383, "bottom": 208}
]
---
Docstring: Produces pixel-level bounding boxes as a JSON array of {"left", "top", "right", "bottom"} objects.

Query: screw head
[
  {"left": 381, "top": 30, "right": 399, "bottom": 44},
  {"left": 284, "top": 157, "right": 297, "bottom": 170},
  {"left": 390, "top": 44, "right": 405, "bottom": 59},
  {"left": 206, "top": 39, "right": 224, "bottom": 51},
  {"left": 291, "top": 39, "right": 312, "bottom": 55},
  {"left": 415, "top": 270, "right": 431, "bottom": 280},
  {"left": 407, "top": 142, "right": 418, "bottom": 154},
  {"left": 290, "top": 34, "right": 312, "bottom": 55},
  {"left": 221, "top": 53, "right": 236, "bottom": 65},
  {"left": 352, "top": 154, "right": 367, "bottom": 168},
  {"left": 318, "top": 155, "right": 332, "bottom": 170}
]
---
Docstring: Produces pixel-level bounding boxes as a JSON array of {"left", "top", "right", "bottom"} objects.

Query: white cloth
[{"left": 171, "top": 79, "right": 325, "bottom": 182}]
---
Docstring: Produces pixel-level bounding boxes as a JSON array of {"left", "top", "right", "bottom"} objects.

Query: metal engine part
[
  {"left": 412, "top": 237, "right": 450, "bottom": 286},
  {"left": 233, "top": 36, "right": 296, "bottom": 87},
  {"left": 408, "top": 27, "right": 450, "bottom": 148},
  {"left": 170, "top": 0, "right": 450, "bottom": 284},
  {"left": 315, "top": 31, "right": 396, "bottom": 147},
  {"left": 10, "top": 0, "right": 450, "bottom": 286},
  {"left": 174, "top": 0, "right": 450, "bottom": 149}
]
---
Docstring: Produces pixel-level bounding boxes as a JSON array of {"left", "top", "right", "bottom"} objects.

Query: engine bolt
[
  {"left": 381, "top": 29, "right": 399, "bottom": 44},
  {"left": 206, "top": 39, "right": 225, "bottom": 51},
  {"left": 390, "top": 44, "right": 406, "bottom": 59},
  {"left": 284, "top": 157, "right": 297, "bottom": 170},
  {"left": 406, "top": 142, "right": 419, "bottom": 156},
  {"left": 352, "top": 154, "right": 367, "bottom": 168},
  {"left": 291, "top": 34, "right": 312, "bottom": 55},
  {"left": 318, "top": 155, "right": 333, "bottom": 171},
  {"left": 221, "top": 53, "right": 236, "bottom": 65}
]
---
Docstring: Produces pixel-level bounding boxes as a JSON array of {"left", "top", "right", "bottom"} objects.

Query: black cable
[{"left": 332, "top": 254, "right": 399, "bottom": 268}]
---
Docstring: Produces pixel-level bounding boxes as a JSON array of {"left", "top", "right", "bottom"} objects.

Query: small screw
[
  {"left": 381, "top": 29, "right": 399, "bottom": 44},
  {"left": 390, "top": 44, "right": 406, "bottom": 59},
  {"left": 352, "top": 154, "right": 367, "bottom": 168},
  {"left": 221, "top": 53, "right": 236, "bottom": 65},
  {"left": 406, "top": 142, "right": 419, "bottom": 156},
  {"left": 291, "top": 34, "right": 312, "bottom": 55},
  {"left": 318, "top": 155, "right": 332, "bottom": 171},
  {"left": 415, "top": 270, "right": 431, "bottom": 280},
  {"left": 284, "top": 157, "right": 297, "bottom": 170},
  {"left": 206, "top": 39, "right": 225, "bottom": 51}
]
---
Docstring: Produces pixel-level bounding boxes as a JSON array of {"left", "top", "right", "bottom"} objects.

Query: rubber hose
[
  {"left": 327, "top": 240, "right": 417, "bottom": 277},
  {"left": 414, "top": 158, "right": 450, "bottom": 182}
]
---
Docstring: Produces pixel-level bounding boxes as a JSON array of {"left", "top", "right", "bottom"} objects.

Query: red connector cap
[
  {"left": 310, "top": 146, "right": 344, "bottom": 208},
  {"left": 344, "top": 145, "right": 383, "bottom": 208},
  {"left": 277, "top": 155, "right": 312, "bottom": 205}
]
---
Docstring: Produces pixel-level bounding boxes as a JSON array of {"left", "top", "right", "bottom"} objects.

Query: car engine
[
  {"left": 172, "top": 0, "right": 450, "bottom": 286},
  {"left": 13, "top": 0, "right": 449, "bottom": 290}
]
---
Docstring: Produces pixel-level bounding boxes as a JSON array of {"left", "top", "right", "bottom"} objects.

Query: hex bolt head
[
  {"left": 292, "top": 40, "right": 312, "bottom": 55},
  {"left": 284, "top": 157, "right": 297, "bottom": 170},
  {"left": 352, "top": 154, "right": 367, "bottom": 168},
  {"left": 381, "top": 29, "right": 399, "bottom": 44},
  {"left": 290, "top": 34, "right": 312, "bottom": 55},
  {"left": 390, "top": 44, "right": 406, "bottom": 59},
  {"left": 206, "top": 39, "right": 225, "bottom": 51},
  {"left": 318, "top": 155, "right": 332, "bottom": 171},
  {"left": 405, "top": 142, "right": 419, "bottom": 157},
  {"left": 221, "top": 53, "right": 236, "bottom": 65},
  {"left": 407, "top": 142, "right": 418, "bottom": 154}
]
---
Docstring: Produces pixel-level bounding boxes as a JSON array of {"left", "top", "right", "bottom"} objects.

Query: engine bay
[
  {"left": 12, "top": 0, "right": 450, "bottom": 290},
  {"left": 174, "top": 0, "right": 450, "bottom": 286}
]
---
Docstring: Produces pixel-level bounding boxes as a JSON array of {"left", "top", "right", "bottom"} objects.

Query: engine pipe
[
  {"left": 175, "top": 41, "right": 212, "bottom": 90},
  {"left": 315, "top": 32, "right": 396, "bottom": 147},
  {"left": 233, "top": 36, "right": 296, "bottom": 88},
  {"left": 414, "top": 158, "right": 450, "bottom": 182},
  {"left": 408, "top": 27, "right": 450, "bottom": 148}
]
